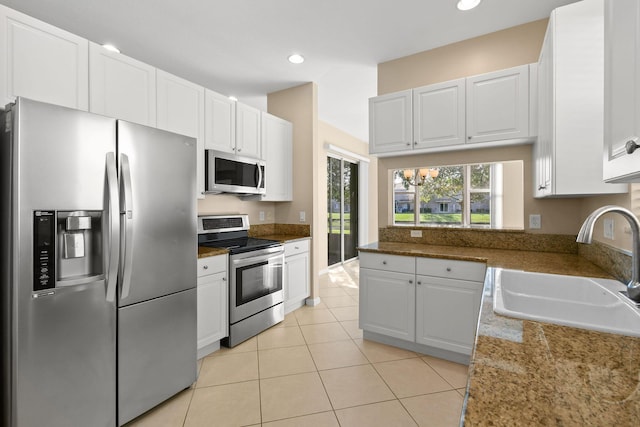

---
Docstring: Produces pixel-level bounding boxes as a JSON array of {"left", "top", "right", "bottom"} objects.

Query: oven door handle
[{"left": 231, "top": 251, "right": 283, "bottom": 268}]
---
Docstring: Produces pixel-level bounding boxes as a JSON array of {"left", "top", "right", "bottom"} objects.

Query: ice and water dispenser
[{"left": 33, "top": 210, "right": 104, "bottom": 292}]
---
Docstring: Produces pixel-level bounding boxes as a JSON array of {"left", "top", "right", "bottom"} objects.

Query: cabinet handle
[
  {"left": 625, "top": 138, "right": 640, "bottom": 154},
  {"left": 446, "top": 267, "right": 451, "bottom": 272},
  {"left": 538, "top": 185, "right": 547, "bottom": 190},
  {"left": 203, "top": 265, "right": 208, "bottom": 270}
]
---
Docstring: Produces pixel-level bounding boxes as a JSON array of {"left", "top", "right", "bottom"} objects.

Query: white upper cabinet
[
  {"left": 235, "top": 102, "right": 262, "bottom": 159},
  {"left": 536, "top": 0, "right": 626, "bottom": 196},
  {"left": 466, "top": 64, "right": 530, "bottom": 144},
  {"left": 204, "top": 89, "right": 236, "bottom": 153},
  {"left": 0, "top": 5, "right": 88, "bottom": 110},
  {"left": 156, "top": 70, "right": 205, "bottom": 198},
  {"left": 413, "top": 79, "right": 466, "bottom": 149},
  {"left": 369, "top": 90, "right": 413, "bottom": 154},
  {"left": 261, "top": 112, "right": 292, "bottom": 201},
  {"left": 603, "top": 0, "right": 640, "bottom": 182},
  {"left": 89, "top": 42, "right": 156, "bottom": 126}
]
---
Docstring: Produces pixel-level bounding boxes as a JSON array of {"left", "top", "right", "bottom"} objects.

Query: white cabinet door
[
  {"left": 415, "top": 275, "right": 482, "bottom": 355},
  {"left": 0, "top": 5, "right": 88, "bottom": 109},
  {"left": 284, "top": 250, "right": 310, "bottom": 314},
  {"left": 359, "top": 268, "right": 415, "bottom": 342},
  {"left": 197, "top": 270, "right": 228, "bottom": 349},
  {"left": 89, "top": 42, "right": 156, "bottom": 126},
  {"left": 466, "top": 65, "right": 530, "bottom": 144},
  {"left": 413, "top": 79, "right": 465, "bottom": 149},
  {"left": 204, "top": 89, "right": 235, "bottom": 153},
  {"left": 369, "top": 90, "right": 413, "bottom": 154},
  {"left": 261, "top": 112, "right": 292, "bottom": 201},
  {"left": 603, "top": 0, "right": 640, "bottom": 182},
  {"left": 236, "top": 102, "right": 261, "bottom": 159},
  {"left": 156, "top": 70, "right": 205, "bottom": 199}
]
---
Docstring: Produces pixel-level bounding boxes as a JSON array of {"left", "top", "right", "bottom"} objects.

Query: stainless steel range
[{"left": 197, "top": 215, "right": 284, "bottom": 347}]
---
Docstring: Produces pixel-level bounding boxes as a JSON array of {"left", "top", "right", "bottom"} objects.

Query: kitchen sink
[{"left": 493, "top": 269, "right": 640, "bottom": 337}]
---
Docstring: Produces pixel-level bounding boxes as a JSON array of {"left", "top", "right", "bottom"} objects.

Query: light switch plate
[
  {"left": 259, "top": 211, "right": 265, "bottom": 221},
  {"left": 299, "top": 211, "right": 306, "bottom": 222},
  {"left": 604, "top": 218, "right": 614, "bottom": 240},
  {"left": 529, "top": 214, "right": 541, "bottom": 229}
]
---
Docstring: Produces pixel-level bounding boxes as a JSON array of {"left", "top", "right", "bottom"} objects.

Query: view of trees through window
[{"left": 393, "top": 163, "right": 492, "bottom": 227}]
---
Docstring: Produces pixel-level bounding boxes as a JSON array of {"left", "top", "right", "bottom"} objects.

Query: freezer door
[
  {"left": 8, "top": 98, "right": 117, "bottom": 426},
  {"left": 117, "top": 121, "right": 197, "bottom": 306},
  {"left": 118, "top": 288, "right": 197, "bottom": 425}
]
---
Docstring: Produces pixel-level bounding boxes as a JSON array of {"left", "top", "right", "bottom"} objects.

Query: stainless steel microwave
[{"left": 205, "top": 150, "right": 266, "bottom": 195}]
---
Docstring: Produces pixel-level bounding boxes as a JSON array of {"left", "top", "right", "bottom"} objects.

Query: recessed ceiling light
[
  {"left": 288, "top": 54, "right": 305, "bottom": 64},
  {"left": 228, "top": 96, "right": 238, "bottom": 102},
  {"left": 102, "top": 44, "right": 120, "bottom": 53},
  {"left": 457, "top": 0, "right": 482, "bottom": 11}
]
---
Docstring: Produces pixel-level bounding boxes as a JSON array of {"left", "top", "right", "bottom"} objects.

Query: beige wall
[
  {"left": 377, "top": 19, "right": 634, "bottom": 252},
  {"left": 502, "top": 161, "right": 524, "bottom": 229},
  {"left": 197, "top": 194, "right": 275, "bottom": 225},
  {"left": 317, "top": 121, "right": 379, "bottom": 273},
  {"left": 378, "top": 19, "right": 548, "bottom": 94}
]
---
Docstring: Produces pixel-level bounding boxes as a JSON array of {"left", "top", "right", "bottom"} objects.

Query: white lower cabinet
[
  {"left": 359, "top": 269, "right": 415, "bottom": 341},
  {"left": 284, "top": 239, "right": 310, "bottom": 314},
  {"left": 197, "top": 254, "right": 228, "bottom": 359},
  {"left": 359, "top": 252, "right": 485, "bottom": 362}
]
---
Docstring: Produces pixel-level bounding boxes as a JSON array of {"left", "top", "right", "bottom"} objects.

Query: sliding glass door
[{"left": 328, "top": 156, "right": 358, "bottom": 266}]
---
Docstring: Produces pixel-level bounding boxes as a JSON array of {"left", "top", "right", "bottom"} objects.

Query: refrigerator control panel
[{"left": 33, "top": 210, "right": 55, "bottom": 291}]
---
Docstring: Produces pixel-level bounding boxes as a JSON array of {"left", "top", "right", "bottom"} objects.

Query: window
[{"left": 393, "top": 163, "right": 511, "bottom": 228}]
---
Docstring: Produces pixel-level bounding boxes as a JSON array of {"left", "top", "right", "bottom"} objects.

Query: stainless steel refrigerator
[{"left": 0, "top": 97, "right": 197, "bottom": 426}]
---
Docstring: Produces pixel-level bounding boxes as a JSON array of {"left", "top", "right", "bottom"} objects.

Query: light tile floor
[{"left": 126, "top": 261, "right": 468, "bottom": 427}]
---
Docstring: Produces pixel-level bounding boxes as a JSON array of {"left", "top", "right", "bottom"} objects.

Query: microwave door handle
[
  {"left": 256, "top": 162, "right": 263, "bottom": 189},
  {"left": 105, "top": 152, "right": 120, "bottom": 302},
  {"left": 119, "top": 153, "right": 134, "bottom": 300}
]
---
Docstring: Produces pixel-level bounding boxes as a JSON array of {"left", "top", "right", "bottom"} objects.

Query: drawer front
[
  {"left": 197, "top": 254, "right": 227, "bottom": 277},
  {"left": 284, "top": 239, "right": 310, "bottom": 257},
  {"left": 359, "top": 252, "right": 415, "bottom": 273},
  {"left": 416, "top": 257, "right": 485, "bottom": 282}
]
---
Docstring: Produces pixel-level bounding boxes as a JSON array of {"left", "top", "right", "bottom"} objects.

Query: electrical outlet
[
  {"left": 604, "top": 218, "right": 614, "bottom": 240},
  {"left": 299, "top": 211, "right": 306, "bottom": 222},
  {"left": 410, "top": 230, "right": 422, "bottom": 238},
  {"left": 259, "top": 211, "right": 265, "bottom": 221},
  {"left": 529, "top": 214, "right": 541, "bottom": 229}
]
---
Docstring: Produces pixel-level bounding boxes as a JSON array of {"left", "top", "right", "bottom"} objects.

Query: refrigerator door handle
[
  {"left": 119, "top": 153, "right": 134, "bottom": 300},
  {"left": 105, "top": 152, "right": 120, "bottom": 302}
]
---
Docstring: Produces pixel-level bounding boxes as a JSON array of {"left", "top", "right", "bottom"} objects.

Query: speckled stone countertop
[
  {"left": 197, "top": 246, "right": 228, "bottom": 259},
  {"left": 359, "top": 242, "right": 640, "bottom": 426}
]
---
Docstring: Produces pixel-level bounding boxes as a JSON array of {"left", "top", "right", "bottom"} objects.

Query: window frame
[{"left": 392, "top": 163, "right": 500, "bottom": 228}]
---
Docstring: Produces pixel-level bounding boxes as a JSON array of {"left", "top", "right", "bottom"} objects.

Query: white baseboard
[{"left": 305, "top": 297, "right": 322, "bottom": 306}]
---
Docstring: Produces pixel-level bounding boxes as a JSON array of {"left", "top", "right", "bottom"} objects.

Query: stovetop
[{"left": 199, "top": 236, "right": 281, "bottom": 254}]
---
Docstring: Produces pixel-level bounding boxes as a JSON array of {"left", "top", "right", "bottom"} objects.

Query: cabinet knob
[
  {"left": 203, "top": 265, "right": 208, "bottom": 270},
  {"left": 409, "top": 280, "right": 413, "bottom": 284},
  {"left": 417, "top": 281, "right": 422, "bottom": 285},
  {"left": 237, "top": 148, "right": 242, "bottom": 152},
  {"left": 406, "top": 142, "right": 411, "bottom": 146},
  {"left": 382, "top": 261, "right": 387, "bottom": 265},
  {"left": 295, "top": 246, "right": 299, "bottom": 250},
  {"left": 625, "top": 138, "right": 640, "bottom": 154},
  {"left": 222, "top": 277, "right": 226, "bottom": 281},
  {"left": 446, "top": 267, "right": 451, "bottom": 272},
  {"left": 468, "top": 136, "right": 472, "bottom": 140}
]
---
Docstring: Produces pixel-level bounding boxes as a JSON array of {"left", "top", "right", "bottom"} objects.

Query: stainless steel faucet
[{"left": 577, "top": 205, "right": 640, "bottom": 301}]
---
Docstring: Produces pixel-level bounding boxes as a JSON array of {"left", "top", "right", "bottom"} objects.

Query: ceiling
[{"left": 0, "top": 0, "right": 578, "bottom": 142}]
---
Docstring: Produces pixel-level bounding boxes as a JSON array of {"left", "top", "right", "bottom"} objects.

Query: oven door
[{"left": 229, "top": 246, "right": 284, "bottom": 323}]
